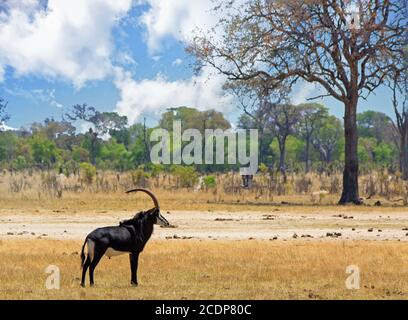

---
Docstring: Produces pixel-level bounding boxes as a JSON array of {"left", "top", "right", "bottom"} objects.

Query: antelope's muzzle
[{"left": 156, "top": 213, "right": 170, "bottom": 227}]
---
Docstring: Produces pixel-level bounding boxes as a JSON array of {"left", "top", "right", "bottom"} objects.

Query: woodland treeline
[{"left": 0, "top": 102, "right": 404, "bottom": 179}]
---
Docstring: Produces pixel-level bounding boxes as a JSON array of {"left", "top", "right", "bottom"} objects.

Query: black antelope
[{"left": 80, "top": 188, "right": 170, "bottom": 287}]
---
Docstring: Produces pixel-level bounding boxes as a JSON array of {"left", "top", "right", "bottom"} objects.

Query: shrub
[
  {"left": 259, "top": 163, "right": 269, "bottom": 175},
  {"left": 80, "top": 162, "right": 96, "bottom": 184},
  {"left": 149, "top": 164, "right": 164, "bottom": 178},
  {"left": 203, "top": 175, "right": 216, "bottom": 188},
  {"left": 131, "top": 168, "right": 151, "bottom": 187},
  {"left": 171, "top": 165, "right": 198, "bottom": 188},
  {"left": 12, "top": 156, "right": 29, "bottom": 171}
]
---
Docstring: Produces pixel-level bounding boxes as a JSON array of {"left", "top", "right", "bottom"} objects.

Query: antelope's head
[{"left": 126, "top": 188, "right": 170, "bottom": 227}]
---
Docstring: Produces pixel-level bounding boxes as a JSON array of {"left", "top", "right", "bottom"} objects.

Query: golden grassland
[
  {"left": 0, "top": 171, "right": 407, "bottom": 300},
  {"left": 1, "top": 239, "right": 408, "bottom": 300},
  {"left": 0, "top": 189, "right": 406, "bottom": 214},
  {"left": 0, "top": 170, "right": 406, "bottom": 212}
]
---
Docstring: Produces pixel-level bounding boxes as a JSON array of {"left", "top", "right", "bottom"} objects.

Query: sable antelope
[{"left": 80, "top": 189, "right": 170, "bottom": 287}]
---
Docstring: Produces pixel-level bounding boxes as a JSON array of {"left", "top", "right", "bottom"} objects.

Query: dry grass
[
  {"left": 0, "top": 192, "right": 405, "bottom": 215},
  {"left": 0, "top": 170, "right": 406, "bottom": 212},
  {"left": 1, "top": 239, "right": 408, "bottom": 300}
]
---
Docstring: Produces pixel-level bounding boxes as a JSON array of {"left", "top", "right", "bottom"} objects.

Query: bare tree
[
  {"left": 188, "top": 0, "right": 406, "bottom": 204},
  {"left": 227, "top": 80, "right": 287, "bottom": 165},
  {"left": 388, "top": 0, "right": 408, "bottom": 180},
  {"left": 0, "top": 98, "right": 10, "bottom": 131},
  {"left": 390, "top": 65, "right": 408, "bottom": 180}
]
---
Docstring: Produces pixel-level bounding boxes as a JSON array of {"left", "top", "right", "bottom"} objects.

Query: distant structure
[{"left": 242, "top": 174, "right": 253, "bottom": 189}]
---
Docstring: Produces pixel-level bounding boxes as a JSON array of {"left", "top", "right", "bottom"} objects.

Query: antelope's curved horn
[{"left": 126, "top": 188, "right": 160, "bottom": 209}]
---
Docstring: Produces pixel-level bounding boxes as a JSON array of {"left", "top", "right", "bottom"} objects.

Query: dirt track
[{"left": 1, "top": 209, "right": 408, "bottom": 241}]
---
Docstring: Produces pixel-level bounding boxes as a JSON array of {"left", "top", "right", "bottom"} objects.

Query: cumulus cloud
[
  {"left": 0, "top": 0, "right": 132, "bottom": 87},
  {"left": 139, "top": 0, "right": 218, "bottom": 52},
  {"left": 291, "top": 82, "right": 318, "bottom": 105},
  {"left": 111, "top": 0, "right": 237, "bottom": 123},
  {"left": 114, "top": 67, "right": 234, "bottom": 124},
  {"left": 0, "top": 1, "right": 238, "bottom": 124}
]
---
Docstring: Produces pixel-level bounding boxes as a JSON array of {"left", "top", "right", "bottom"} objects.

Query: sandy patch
[{"left": 1, "top": 209, "right": 408, "bottom": 241}]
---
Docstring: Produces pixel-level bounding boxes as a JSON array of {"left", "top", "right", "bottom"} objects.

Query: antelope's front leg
[{"left": 129, "top": 253, "right": 139, "bottom": 286}]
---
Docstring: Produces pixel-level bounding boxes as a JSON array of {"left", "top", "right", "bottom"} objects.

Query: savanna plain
[{"left": 1, "top": 171, "right": 408, "bottom": 300}]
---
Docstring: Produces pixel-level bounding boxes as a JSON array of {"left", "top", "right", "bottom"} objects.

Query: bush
[
  {"left": 259, "top": 163, "right": 269, "bottom": 175},
  {"left": 73, "top": 147, "right": 90, "bottom": 163},
  {"left": 149, "top": 164, "right": 164, "bottom": 178},
  {"left": 80, "top": 162, "right": 96, "bottom": 184},
  {"left": 203, "top": 175, "right": 216, "bottom": 188},
  {"left": 131, "top": 168, "right": 150, "bottom": 187},
  {"left": 12, "top": 156, "right": 29, "bottom": 171},
  {"left": 171, "top": 165, "right": 198, "bottom": 188}
]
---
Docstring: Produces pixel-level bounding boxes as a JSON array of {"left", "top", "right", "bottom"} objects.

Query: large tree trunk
[{"left": 339, "top": 98, "right": 362, "bottom": 205}]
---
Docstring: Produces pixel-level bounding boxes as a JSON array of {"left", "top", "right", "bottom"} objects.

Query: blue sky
[{"left": 0, "top": 0, "right": 397, "bottom": 130}]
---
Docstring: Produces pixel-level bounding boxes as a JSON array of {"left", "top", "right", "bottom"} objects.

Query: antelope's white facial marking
[
  {"left": 156, "top": 213, "right": 170, "bottom": 227},
  {"left": 105, "top": 248, "right": 126, "bottom": 258}
]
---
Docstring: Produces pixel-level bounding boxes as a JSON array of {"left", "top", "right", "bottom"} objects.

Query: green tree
[
  {"left": 30, "top": 135, "right": 61, "bottom": 169},
  {"left": 72, "top": 146, "right": 91, "bottom": 163},
  {"left": 271, "top": 136, "right": 304, "bottom": 171},
  {"left": 97, "top": 139, "right": 131, "bottom": 171},
  {"left": 0, "top": 132, "right": 19, "bottom": 162},
  {"left": 312, "top": 116, "right": 343, "bottom": 164},
  {"left": 266, "top": 103, "right": 301, "bottom": 177},
  {"left": 30, "top": 118, "right": 77, "bottom": 158},
  {"left": 160, "top": 107, "right": 231, "bottom": 132},
  {"left": 297, "top": 104, "right": 329, "bottom": 173},
  {"left": 66, "top": 104, "right": 128, "bottom": 164},
  {"left": 373, "top": 142, "right": 397, "bottom": 167},
  {"left": 358, "top": 137, "right": 377, "bottom": 167},
  {"left": 357, "top": 111, "right": 394, "bottom": 143}
]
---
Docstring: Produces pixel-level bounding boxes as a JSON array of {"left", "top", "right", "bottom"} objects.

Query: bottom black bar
[{"left": 0, "top": 300, "right": 403, "bottom": 319}]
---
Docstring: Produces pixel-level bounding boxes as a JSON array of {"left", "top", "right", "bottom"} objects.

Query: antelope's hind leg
[
  {"left": 81, "top": 256, "right": 91, "bottom": 288},
  {"left": 88, "top": 242, "right": 107, "bottom": 287}
]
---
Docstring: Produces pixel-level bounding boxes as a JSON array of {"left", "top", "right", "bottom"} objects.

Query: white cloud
[
  {"left": 0, "top": 1, "right": 238, "bottom": 124},
  {"left": 151, "top": 55, "right": 161, "bottom": 62},
  {"left": 115, "top": 51, "right": 137, "bottom": 67},
  {"left": 0, "top": 0, "right": 132, "bottom": 87},
  {"left": 114, "top": 67, "right": 234, "bottom": 124},
  {"left": 4, "top": 87, "right": 63, "bottom": 109},
  {"left": 172, "top": 58, "right": 183, "bottom": 66},
  {"left": 0, "top": 122, "right": 17, "bottom": 131},
  {"left": 139, "top": 0, "right": 218, "bottom": 52},
  {"left": 121, "top": 1, "right": 239, "bottom": 123},
  {"left": 291, "top": 82, "right": 318, "bottom": 105}
]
